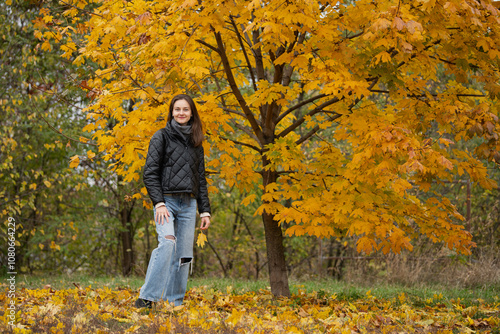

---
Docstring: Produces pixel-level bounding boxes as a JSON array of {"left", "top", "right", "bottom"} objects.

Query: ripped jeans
[{"left": 139, "top": 194, "right": 197, "bottom": 306}]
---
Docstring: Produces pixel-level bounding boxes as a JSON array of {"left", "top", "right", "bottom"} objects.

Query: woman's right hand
[{"left": 155, "top": 205, "right": 170, "bottom": 225}]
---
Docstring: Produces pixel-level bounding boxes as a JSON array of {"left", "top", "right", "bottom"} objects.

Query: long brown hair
[{"left": 167, "top": 94, "right": 204, "bottom": 147}]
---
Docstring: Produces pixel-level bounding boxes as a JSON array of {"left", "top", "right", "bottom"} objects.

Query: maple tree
[{"left": 36, "top": 0, "right": 500, "bottom": 296}]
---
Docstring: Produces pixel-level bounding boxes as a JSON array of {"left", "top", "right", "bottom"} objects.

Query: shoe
[{"left": 135, "top": 298, "right": 153, "bottom": 309}]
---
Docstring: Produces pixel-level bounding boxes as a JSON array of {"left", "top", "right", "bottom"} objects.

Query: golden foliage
[
  {"left": 1, "top": 286, "right": 499, "bottom": 333},
  {"left": 35, "top": 0, "right": 500, "bottom": 254}
]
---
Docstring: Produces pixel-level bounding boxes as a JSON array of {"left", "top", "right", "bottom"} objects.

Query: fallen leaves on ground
[{"left": 1, "top": 285, "right": 499, "bottom": 333}]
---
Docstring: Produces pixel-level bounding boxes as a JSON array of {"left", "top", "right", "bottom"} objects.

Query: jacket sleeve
[
  {"left": 196, "top": 144, "right": 211, "bottom": 215},
  {"left": 143, "top": 130, "right": 166, "bottom": 207}
]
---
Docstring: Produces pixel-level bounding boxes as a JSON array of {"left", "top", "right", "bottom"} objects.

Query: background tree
[
  {"left": 37, "top": 0, "right": 500, "bottom": 297},
  {"left": 0, "top": 0, "right": 152, "bottom": 276},
  {"left": 0, "top": 0, "right": 90, "bottom": 271},
  {"left": 194, "top": 181, "right": 267, "bottom": 279}
]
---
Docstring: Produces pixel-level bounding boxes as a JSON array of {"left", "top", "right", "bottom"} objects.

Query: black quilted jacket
[{"left": 143, "top": 121, "right": 211, "bottom": 214}]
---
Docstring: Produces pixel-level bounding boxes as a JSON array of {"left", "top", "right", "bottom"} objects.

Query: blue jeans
[{"left": 139, "top": 194, "right": 197, "bottom": 306}]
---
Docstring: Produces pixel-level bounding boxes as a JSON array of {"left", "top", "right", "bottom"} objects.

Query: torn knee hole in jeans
[
  {"left": 179, "top": 257, "right": 194, "bottom": 274},
  {"left": 165, "top": 235, "right": 176, "bottom": 242}
]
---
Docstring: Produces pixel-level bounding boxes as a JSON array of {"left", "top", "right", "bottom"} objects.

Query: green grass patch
[
  {"left": 7, "top": 273, "right": 499, "bottom": 307},
  {"left": 12, "top": 272, "right": 144, "bottom": 291}
]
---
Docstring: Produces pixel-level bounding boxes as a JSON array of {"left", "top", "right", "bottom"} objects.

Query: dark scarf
[{"left": 171, "top": 119, "right": 193, "bottom": 142}]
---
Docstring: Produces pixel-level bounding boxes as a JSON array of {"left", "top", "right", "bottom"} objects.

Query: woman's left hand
[{"left": 200, "top": 216, "right": 211, "bottom": 230}]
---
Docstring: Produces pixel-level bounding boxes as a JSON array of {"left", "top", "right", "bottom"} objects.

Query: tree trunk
[
  {"left": 261, "top": 166, "right": 290, "bottom": 297},
  {"left": 120, "top": 207, "right": 134, "bottom": 276},
  {"left": 145, "top": 217, "right": 151, "bottom": 270}
]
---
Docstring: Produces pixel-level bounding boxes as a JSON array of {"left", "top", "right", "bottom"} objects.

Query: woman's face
[{"left": 172, "top": 99, "right": 192, "bottom": 125}]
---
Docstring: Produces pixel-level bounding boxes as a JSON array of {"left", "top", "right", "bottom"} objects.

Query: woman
[{"left": 136, "top": 94, "right": 211, "bottom": 308}]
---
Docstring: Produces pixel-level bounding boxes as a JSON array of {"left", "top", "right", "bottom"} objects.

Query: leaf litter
[{"left": 1, "top": 285, "right": 499, "bottom": 333}]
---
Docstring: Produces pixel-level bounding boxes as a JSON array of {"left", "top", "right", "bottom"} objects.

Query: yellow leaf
[
  {"left": 41, "top": 40, "right": 52, "bottom": 51},
  {"left": 375, "top": 51, "right": 392, "bottom": 64},
  {"left": 372, "top": 18, "right": 391, "bottom": 31},
  {"left": 87, "top": 150, "right": 96, "bottom": 159},
  {"left": 241, "top": 194, "right": 257, "bottom": 206},
  {"left": 196, "top": 231, "right": 207, "bottom": 248},
  {"left": 44, "top": 180, "right": 51, "bottom": 188},
  {"left": 226, "top": 308, "right": 245, "bottom": 325},
  {"left": 39, "top": 243, "right": 44, "bottom": 250},
  {"left": 477, "top": 39, "right": 490, "bottom": 52},
  {"left": 69, "top": 155, "right": 80, "bottom": 168},
  {"left": 392, "top": 17, "right": 405, "bottom": 31},
  {"left": 50, "top": 241, "right": 60, "bottom": 250},
  {"left": 438, "top": 156, "right": 453, "bottom": 170}
]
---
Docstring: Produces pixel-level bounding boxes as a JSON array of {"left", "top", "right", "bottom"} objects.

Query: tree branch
[
  {"left": 182, "top": 25, "right": 220, "bottom": 53},
  {"left": 214, "top": 31, "right": 265, "bottom": 144},
  {"left": 252, "top": 29, "right": 266, "bottom": 82},
  {"left": 281, "top": 31, "right": 306, "bottom": 88},
  {"left": 229, "top": 15, "right": 257, "bottom": 91},
  {"left": 295, "top": 113, "right": 343, "bottom": 146},
  {"left": 233, "top": 122, "right": 260, "bottom": 143},
  {"left": 276, "top": 93, "right": 328, "bottom": 124},
  {"left": 217, "top": 135, "right": 262, "bottom": 153},
  {"left": 32, "top": 102, "right": 98, "bottom": 147},
  {"left": 277, "top": 97, "right": 341, "bottom": 138},
  {"left": 370, "top": 89, "right": 486, "bottom": 98},
  {"left": 195, "top": 38, "right": 220, "bottom": 53},
  {"left": 395, "top": 39, "right": 441, "bottom": 69},
  {"left": 296, "top": 125, "right": 319, "bottom": 146},
  {"left": 221, "top": 106, "right": 246, "bottom": 118},
  {"left": 59, "top": 0, "right": 103, "bottom": 18},
  {"left": 112, "top": 53, "right": 161, "bottom": 105}
]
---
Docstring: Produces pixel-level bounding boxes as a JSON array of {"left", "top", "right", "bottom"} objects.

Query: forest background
[{"left": 1, "top": 0, "right": 500, "bottom": 299}]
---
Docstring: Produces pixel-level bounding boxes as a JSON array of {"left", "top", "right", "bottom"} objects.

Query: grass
[
  {"left": 13, "top": 272, "right": 144, "bottom": 291},
  {"left": 6, "top": 272, "right": 499, "bottom": 307}
]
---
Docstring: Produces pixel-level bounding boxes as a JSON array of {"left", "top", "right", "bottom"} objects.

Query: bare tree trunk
[
  {"left": 120, "top": 207, "right": 134, "bottom": 276},
  {"left": 241, "top": 214, "right": 261, "bottom": 280},
  {"left": 261, "top": 165, "right": 290, "bottom": 297},
  {"left": 145, "top": 217, "right": 151, "bottom": 269},
  {"left": 207, "top": 238, "right": 228, "bottom": 277}
]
